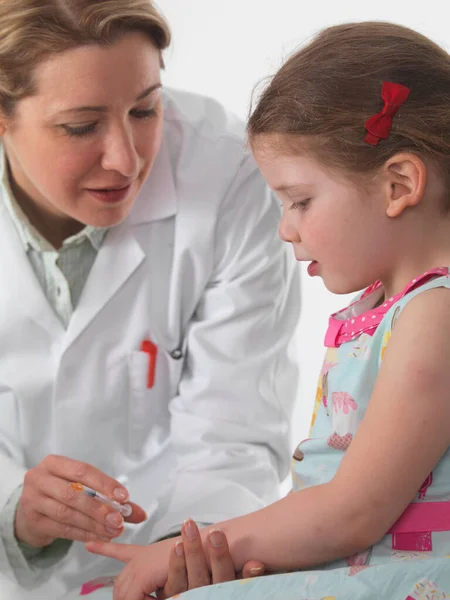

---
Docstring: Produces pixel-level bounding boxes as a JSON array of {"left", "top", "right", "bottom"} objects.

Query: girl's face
[
  {"left": 253, "top": 143, "right": 397, "bottom": 295},
  {"left": 0, "top": 31, "right": 163, "bottom": 233}
]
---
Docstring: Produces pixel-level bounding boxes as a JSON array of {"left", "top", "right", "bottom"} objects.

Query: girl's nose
[{"left": 279, "top": 217, "right": 301, "bottom": 244}]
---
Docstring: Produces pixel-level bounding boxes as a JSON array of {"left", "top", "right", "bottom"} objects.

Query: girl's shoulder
[{"left": 382, "top": 268, "right": 450, "bottom": 334}]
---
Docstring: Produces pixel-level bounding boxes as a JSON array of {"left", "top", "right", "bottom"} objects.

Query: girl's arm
[
  {"left": 218, "top": 287, "right": 450, "bottom": 571},
  {"left": 87, "top": 287, "right": 450, "bottom": 595}
]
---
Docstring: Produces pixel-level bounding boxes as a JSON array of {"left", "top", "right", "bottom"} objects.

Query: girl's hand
[{"left": 86, "top": 519, "right": 266, "bottom": 600}]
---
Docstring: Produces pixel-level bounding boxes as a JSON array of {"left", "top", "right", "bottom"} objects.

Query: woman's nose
[{"left": 101, "top": 126, "right": 139, "bottom": 178}]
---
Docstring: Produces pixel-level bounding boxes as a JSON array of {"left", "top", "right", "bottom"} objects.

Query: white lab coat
[{"left": 0, "top": 88, "right": 300, "bottom": 598}]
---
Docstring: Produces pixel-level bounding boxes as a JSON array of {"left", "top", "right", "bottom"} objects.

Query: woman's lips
[{"left": 85, "top": 185, "right": 131, "bottom": 204}]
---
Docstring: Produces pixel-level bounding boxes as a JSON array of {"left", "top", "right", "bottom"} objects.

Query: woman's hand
[
  {"left": 157, "top": 520, "right": 265, "bottom": 599},
  {"left": 15, "top": 454, "right": 146, "bottom": 548},
  {"left": 86, "top": 519, "right": 266, "bottom": 600}
]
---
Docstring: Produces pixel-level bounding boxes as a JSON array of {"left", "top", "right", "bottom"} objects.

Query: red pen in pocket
[{"left": 140, "top": 340, "right": 158, "bottom": 388}]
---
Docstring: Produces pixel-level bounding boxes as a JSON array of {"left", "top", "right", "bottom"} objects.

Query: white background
[{"left": 3, "top": 2, "right": 449, "bottom": 598}]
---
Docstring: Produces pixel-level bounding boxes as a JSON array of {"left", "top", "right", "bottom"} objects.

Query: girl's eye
[
  {"left": 290, "top": 198, "right": 311, "bottom": 211},
  {"left": 130, "top": 108, "right": 157, "bottom": 119},
  {"left": 62, "top": 122, "right": 97, "bottom": 137}
]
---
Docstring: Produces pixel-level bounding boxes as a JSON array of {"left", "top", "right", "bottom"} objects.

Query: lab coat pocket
[{"left": 128, "top": 346, "right": 185, "bottom": 458}]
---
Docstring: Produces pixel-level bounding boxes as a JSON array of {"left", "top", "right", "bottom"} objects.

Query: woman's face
[{"left": 0, "top": 31, "right": 163, "bottom": 232}]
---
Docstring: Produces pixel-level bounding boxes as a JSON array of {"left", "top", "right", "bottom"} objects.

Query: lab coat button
[{"left": 170, "top": 349, "right": 183, "bottom": 360}]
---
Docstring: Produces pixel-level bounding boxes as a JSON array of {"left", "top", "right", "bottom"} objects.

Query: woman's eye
[
  {"left": 62, "top": 122, "right": 97, "bottom": 137},
  {"left": 290, "top": 199, "right": 311, "bottom": 211},
  {"left": 59, "top": 107, "right": 156, "bottom": 138},
  {"left": 131, "top": 108, "right": 157, "bottom": 119}
]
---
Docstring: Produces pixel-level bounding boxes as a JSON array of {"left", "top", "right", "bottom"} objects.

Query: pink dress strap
[{"left": 325, "top": 267, "right": 449, "bottom": 348}]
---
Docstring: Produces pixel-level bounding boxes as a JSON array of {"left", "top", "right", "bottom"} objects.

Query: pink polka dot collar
[{"left": 324, "top": 267, "right": 449, "bottom": 348}]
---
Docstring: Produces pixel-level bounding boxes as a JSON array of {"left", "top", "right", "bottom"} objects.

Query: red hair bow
[{"left": 364, "top": 81, "right": 411, "bottom": 146}]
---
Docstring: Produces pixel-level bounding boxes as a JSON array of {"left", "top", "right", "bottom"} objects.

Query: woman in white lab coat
[{"left": 0, "top": 1, "right": 299, "bottom": 597}]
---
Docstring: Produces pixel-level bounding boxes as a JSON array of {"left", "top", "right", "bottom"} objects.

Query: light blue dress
[{"left": 65, "top": 268, "right": 450, "bottom": 600}]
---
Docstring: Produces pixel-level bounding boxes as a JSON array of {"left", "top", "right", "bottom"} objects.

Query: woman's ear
[{"left": 383, "top": 152, "right": 427, "bottom": 218}]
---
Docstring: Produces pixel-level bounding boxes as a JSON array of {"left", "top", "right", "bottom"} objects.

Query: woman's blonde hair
[{"left": 0, "top": 0, "right": 171, "bottom": 115}]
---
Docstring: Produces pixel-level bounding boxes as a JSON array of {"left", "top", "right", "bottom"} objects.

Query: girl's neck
[{"left": 380, "top": 219, "right": 450, "bottom": 299}]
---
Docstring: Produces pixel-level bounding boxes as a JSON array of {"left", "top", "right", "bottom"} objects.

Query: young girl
[{"left": 73, "top": 20, "right": 450, "bottom": 600}]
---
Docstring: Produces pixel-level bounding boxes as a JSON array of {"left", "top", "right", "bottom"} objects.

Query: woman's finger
[
  {"left": 240, "top": 560, "right": 266, "bottom": 579},
  {"left": 25, "top": 471, "right": 118, "bottom": 525},
  {"left": 24, "top": 513, "right": 112, "bottom": 545},
  {"left": 41, "top": 455, "right": 129, "bottom": 503},
  {"left": 181, "top": 519, "right": 211, "bottom": 589},
  {"left": 207, "top": 528, "right": 237, "bottom": 584},
  {"left": 122, "top": 501, "right": 147, "bottom": 524},
  {"left": 28, "top": 471, "right": 141, "bottom": 533},
  {"left": 36, "top": 495, "right": 123, "bottom": 539},
  {"left": 157, "top": 541, "right": 187, "bottom": 599}
]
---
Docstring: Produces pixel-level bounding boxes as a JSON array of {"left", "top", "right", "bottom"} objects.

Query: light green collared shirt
[
  {"left": 0, "top": 144, "right": 108, "bottom": 327},
  {"left": 0, "top": 144, "right": 108, "bottom": 575}
]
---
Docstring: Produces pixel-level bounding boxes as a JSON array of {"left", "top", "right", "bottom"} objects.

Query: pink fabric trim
[
  {"left": 392, "top": 531, "right": 432, "bottom": 552},
  {"left": 388, "top": 501, "right": 450, "bottom": 534},
  {"left": 324, "top": 318, "right": 344, "bottom": 348},
  {"left": 325, "top": 267, "right": 449, "bottom": 348},
  {"left": 388, "top": 501, "right": 450, "bottom": 552},
  {"left": 80, "top": 583, "right": 106, "bottom": 595}
]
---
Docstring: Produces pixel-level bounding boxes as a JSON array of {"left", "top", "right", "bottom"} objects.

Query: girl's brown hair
[
  {"left": 248, "top": 22, "right": 450, "bottom": 188},
  {"left": 0, "top": 0, "right": 171, "bottom": 115}
]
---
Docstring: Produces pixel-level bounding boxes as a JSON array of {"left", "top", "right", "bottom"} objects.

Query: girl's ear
[{"left": 382, "top": 153, "right": 427, "bottom": 218}]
